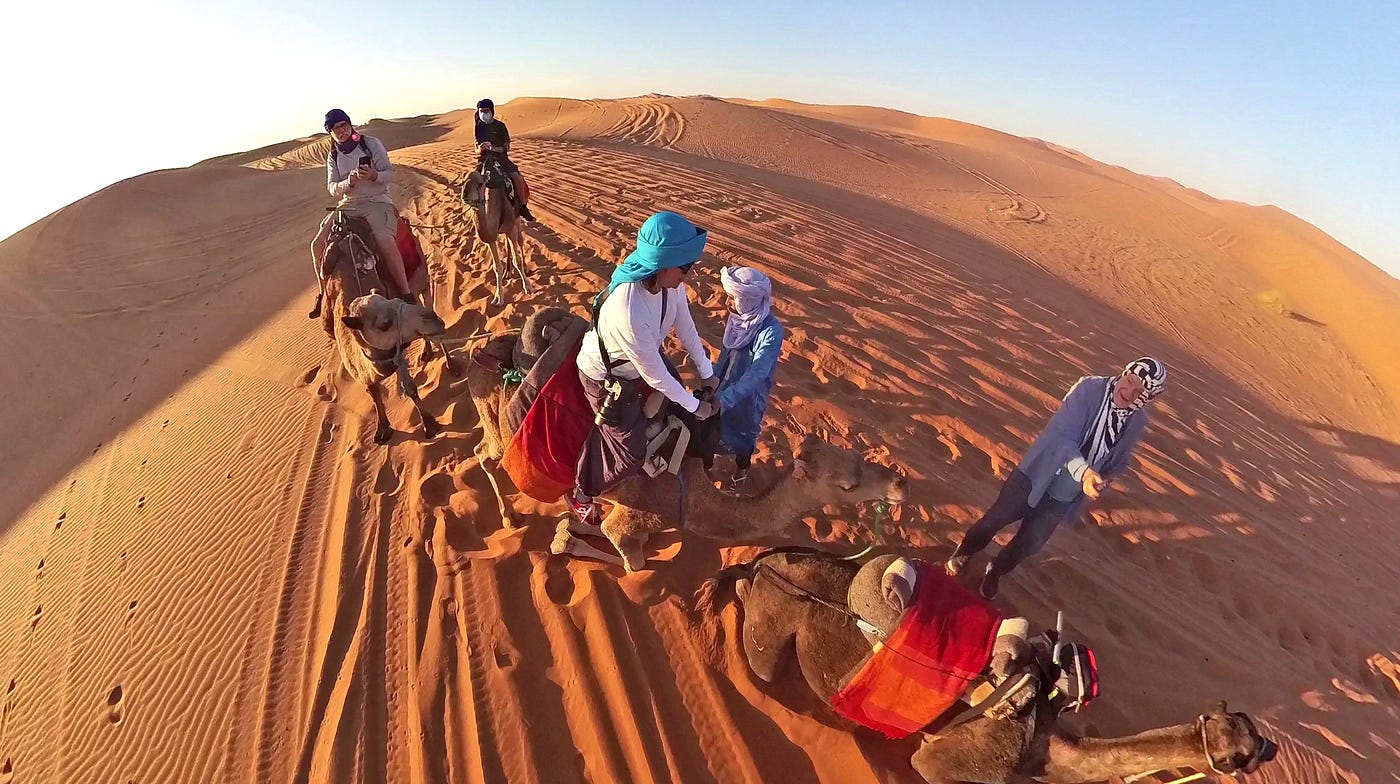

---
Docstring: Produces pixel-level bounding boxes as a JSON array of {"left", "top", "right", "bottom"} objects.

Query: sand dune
[{"left": 0, "top": 95, "right": 1396, "bottom": 783}]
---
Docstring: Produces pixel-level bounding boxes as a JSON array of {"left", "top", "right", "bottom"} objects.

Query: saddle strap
[
  {"left": 936, "top": 672, "right": 1032, "bottom": 735},
  {"left": 642, "top": 415, "right": 690, "bottom": 477}
]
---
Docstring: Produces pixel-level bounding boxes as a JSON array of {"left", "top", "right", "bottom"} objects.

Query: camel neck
[
  {"left": 1043, "top": 722, "right": 1208, "bottom": 783},
  {"left": 683, "top": 463, "right": 809, "bottom": 539}
]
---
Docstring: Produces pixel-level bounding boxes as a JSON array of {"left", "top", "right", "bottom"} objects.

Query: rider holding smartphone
[{"left": 308, "top": 108, "right": 413, "bottom": 316}]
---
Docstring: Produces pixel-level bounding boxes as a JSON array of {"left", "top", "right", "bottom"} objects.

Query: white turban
[{"left": 721, "top": 266, "right": 773, "bottom": 349}]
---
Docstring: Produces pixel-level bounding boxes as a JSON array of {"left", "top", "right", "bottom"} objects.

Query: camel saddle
[
  {"left": 462, "top": 152, "right": 517, "bottom": 207},
  {"left": 639, "top": 391, "right": 722, "bottom": 478},
  {"left": 321, "top": 213, "right": 423, "bottom": 299},
  {"left": 832, "top": 560, "right": 1004, "bottom": 738}
]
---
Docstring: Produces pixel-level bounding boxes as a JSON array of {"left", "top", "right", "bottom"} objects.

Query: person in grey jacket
[
  {"left": 946, "top": 357, "right": 1168, "bottom": 599},
  {"left": 308, "top": 108, "right": 412, "bottom": 318}
]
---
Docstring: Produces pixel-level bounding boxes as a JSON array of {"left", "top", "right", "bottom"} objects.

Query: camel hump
[
  {"left": 473, "top": 333, "right": 518, "bottom": 374},
  {"left": 848, "top": 554, "right": 913, "bottom": 639},
  {"left": 515, "top": 306, "right": 582, "bottom": 372}
]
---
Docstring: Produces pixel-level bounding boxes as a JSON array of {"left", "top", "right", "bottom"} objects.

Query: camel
[
  {"left": 711, "top": 548, "right": 1277, "bottom": 783},
  {"left": 462, "top": 150, "right": 529, "bottom": 306},
  {"left": 321, "top": 217, "right": 450, "bottom": 444},
  {"left": 464, "top": 314, "right": 909, "bottom": 571}
]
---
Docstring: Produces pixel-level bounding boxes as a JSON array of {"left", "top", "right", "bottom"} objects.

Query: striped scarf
[{"left": 1082, "top": 357, "right": 1167, "bottom": 469}]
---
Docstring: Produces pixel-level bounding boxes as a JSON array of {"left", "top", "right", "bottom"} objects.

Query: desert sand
[{"left": 0, "top": 95, "right": 1397, "bottom": 783}]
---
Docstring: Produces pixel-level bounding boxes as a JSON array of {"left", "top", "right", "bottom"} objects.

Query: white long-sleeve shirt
[
  {"left": 576, "top": 281, "right": 715, "bottom": 412},
  {"left": 326, "top": 134, "right": 394, "bottom": 205}
]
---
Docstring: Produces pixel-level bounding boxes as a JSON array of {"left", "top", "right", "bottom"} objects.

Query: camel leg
[
  {"left": 565, "top": 514, "right": 602, "bottom": 537},
  {"left": 509, "top": 228, "right": 530, "bottom": 296},
  {"left": 437, "top": 338, "right": 462, "bottom": 377},
  {"left": 551, "top": 520, "right": 626, "bottom": 567},
  {"left": 396, "top": 363, "right": 441, "bottom": 440},
  {"left": 600, "top": 507, "right": 648, "bottom": 572},
  {"left": 418, "top": 336, "right": 437, "bottom": 366},
  {"left": 309, "top": 220, "right": 332, "bottom": 318},
  {"left": 488, "top": 240, "right": 505, "bottom": 306},
  {"left": 368, "top": 380, "right": 393, "bottom": 445},
  {"left": 473, "top": 444, "right": 516, "bottom": 528}
]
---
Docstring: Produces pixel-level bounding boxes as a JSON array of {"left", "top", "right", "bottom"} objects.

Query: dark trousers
[
  {"left": 575, "top": 372, "right": 647, "bottom": 499},
  {"left": 955, "top": 470, "right": 1074, "bottom": 576}
]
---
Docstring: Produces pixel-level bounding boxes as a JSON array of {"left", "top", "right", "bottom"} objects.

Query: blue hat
[
  {"left": 324, "top": 108, "right": 351, "bottom": 132},
  {"left": 608, "top": 212, "right": 708, "bottom": 292}
]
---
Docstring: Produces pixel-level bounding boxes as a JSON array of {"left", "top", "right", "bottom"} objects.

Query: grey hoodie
[{"left": 326, "top": 134, "right": 394, "bottom": 206}]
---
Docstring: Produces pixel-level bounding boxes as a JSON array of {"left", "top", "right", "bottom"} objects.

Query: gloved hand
[
  {"left": 693, "top": 399, "right": 721, "bottom": 420},
  {"left": 698, "top": 375, "right": 720, "bottom": 392}
]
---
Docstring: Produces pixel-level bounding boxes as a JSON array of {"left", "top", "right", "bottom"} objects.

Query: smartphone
[{"left": 358, "top": 155, "right": 371, "bottom": 167}]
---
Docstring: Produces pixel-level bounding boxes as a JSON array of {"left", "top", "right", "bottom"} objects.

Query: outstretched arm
[{"left": 671, "top": 285, "right": 716, "bottom": 380}]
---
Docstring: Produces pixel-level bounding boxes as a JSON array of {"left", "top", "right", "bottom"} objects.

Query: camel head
[
  {"left": 513, "top": 306, "right": 576, "bottom": 372},
  {"left": 788, "top": 434, "right": 908, "bottom": 509},
  {"left": 1198, "top": 701, "right": 1277, "bottom": 775},
  {"left": 341, "top": 293, "right": 445, "bottom": 350}
]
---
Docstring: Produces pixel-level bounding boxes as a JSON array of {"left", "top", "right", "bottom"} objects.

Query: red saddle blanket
[
  {"left": 830, "top": 563, "right": 1002, "bottom": 738},
  {"left": 395, "top": 216, "right": 425, "bottom": 282},
  {"left": 501, "top": 344, "right": 594, "bottom": 502}
]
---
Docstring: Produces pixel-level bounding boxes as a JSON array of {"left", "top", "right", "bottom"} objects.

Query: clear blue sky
[{"left": 5, "top": 1, "right": 1396, "bottom": 277}]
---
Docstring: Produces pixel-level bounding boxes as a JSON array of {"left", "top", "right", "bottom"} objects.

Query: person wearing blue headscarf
[
  {"left": 570, "top": 212, "right": 720, "bottom": 524},
  {"left": 702, "top": 265, "right": 784, "bottom": 492}
]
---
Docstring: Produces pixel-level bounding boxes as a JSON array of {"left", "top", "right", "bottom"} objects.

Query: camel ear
[
  {"left": 541, "top": 325, "right": 559, "bottom": 341},
  {"left": 792, "top": 459, "right": 809, "bottom": 480},
  {"left": 1208, "top": 700, "right": 1228, "bottom": 718},
  {"left": 342, "top": 316, "right": 365, "bottom": 330},
  {"left": 794, "top": 433, "right": 820, "bottom": 461}
]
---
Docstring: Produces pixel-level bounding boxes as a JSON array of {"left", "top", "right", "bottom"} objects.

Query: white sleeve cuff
[{"left": 1067, "top": 457, "right": 1090, "bottom": 481}]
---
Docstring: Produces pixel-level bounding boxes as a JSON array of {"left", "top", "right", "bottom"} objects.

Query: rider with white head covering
[
  {"left": 708, "top": 265, "right": 785, "bottom": 491},
  {"left": 946, "top": 357, "right": 1167, "bottom": 598}
]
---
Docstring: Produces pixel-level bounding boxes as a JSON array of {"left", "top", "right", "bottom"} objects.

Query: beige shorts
[{"left": 323, "top": 200, "right": 398, "bottom": 240}]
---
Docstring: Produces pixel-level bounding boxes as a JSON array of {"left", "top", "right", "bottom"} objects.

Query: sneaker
[
  {"left": 724, "top": 470, "right": 750, "bottom": 494},
  {"left": 978, "top": 566, "right": 1001, "bottom": 600},
  {"left": 944, "top": 550, "right": 969, "bottom": 577},
  {"left": 566, "top": 488, "right": 601, "bottom": 527}
]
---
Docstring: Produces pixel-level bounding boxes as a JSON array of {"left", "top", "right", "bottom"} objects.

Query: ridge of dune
[{"left": 0, "top": 94, "right": 1396, "bottom": 784}]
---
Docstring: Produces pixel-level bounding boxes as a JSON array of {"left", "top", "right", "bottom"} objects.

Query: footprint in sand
[
  {"left": 298, "top": 366, "right": 320, "bottom": 387},
  {"left": 417, "top": 471, "right": 456, "bottom": 507},
  {"left": 29, "top": 606, "right": 42, "bottom": 630},
  {"left": 55, "top": 512, "right": 64, "bottom": 531},
  {"left": 106, "top": 685, "right": 124, "bottom": 724},
  {"left": 316, "top": 379, "right": 336, "bottom": 402},
  {"left": 1, "top": 757, "right": 11, "bottom": 784},
  {"left": 373, "top": 461, "right": 403, "bottom": 495},
  {"left": 126, "top": 601, "right": 138, "bottom": 621},
  {"left": 543, "top": 556, "right": 579, "bottom": 607}
]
